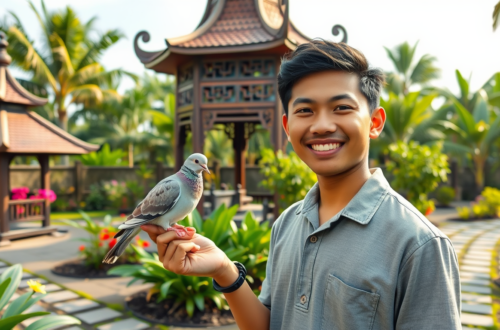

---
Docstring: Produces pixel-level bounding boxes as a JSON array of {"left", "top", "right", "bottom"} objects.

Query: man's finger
[
  {"left": 170, "top": 242, "right": 201, "bottom": 273},
  {"left": 140, "top": 224, "right": 167, "bottom": 243},
  {"left": 157, "top": 230, "right": 196, "bottom": 259}
]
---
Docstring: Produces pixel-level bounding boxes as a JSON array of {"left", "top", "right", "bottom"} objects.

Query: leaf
[
  {"left": 160, "top": 279, "right": 178, "bottom": 300},
  {"left": 0, "top": 278, "right": 12, "bottom": 299},
  {"left": 193, "top": 293, "right": 205, "bottom": 312},
  {"left": 453, "top": 99, "right": 476, "bottom": 134},
  {"left": 455, "top": 70, "right": 470, "bottom": 106},
  {"left": 185, "top": 298, "right": 195, "bottom": 317},
  {"left": 107, "top": 265, "right": 141, "bottom": 277},
  {"left": 2, "top": 291, "right": 32, "bottom": 319},
  {"left": 0, "top": 312, "right": 49, "bottom": 329},
  {"left": 0, "top": 264, "right": 23, "bottom": 311},
  {"left": 24, "top": 315, "right": 80, "bottom": 330},
  {"left": 473, "top": 90, "right": 489, "bottom": 123}
]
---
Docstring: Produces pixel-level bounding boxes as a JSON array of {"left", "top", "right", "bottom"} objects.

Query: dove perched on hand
[{"left": 103, "top": 153, "right": 210, "bottom": 264}]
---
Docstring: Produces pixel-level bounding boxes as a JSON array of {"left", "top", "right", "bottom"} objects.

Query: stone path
[{"left": 440, "top": 220, "right": 500, "bottom": 329}]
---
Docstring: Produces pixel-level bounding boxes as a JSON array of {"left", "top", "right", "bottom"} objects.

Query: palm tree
[
  {"left": 2, "top": 1, "right": 134, "bottom": 132},
  {"left": 384, "top": 41, "right": 440, "bottom": 95}
]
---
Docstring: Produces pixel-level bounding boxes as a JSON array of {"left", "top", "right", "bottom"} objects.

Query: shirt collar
[{"left": 296, "top": 168, "right": 390, "bottom": 227}]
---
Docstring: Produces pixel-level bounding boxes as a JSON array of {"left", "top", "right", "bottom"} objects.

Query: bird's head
[{"left": 184, "top": 153, "right": 210, "bottom": 174}]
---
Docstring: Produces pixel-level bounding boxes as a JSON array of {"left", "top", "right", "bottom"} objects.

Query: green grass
[{"left": 50, "top": 210, "right": 119, "bottom": 220}]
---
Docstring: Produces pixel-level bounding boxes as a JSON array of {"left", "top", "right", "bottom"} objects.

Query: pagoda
[
  {"left": 0, "top": 32, "right": 99, "bottom": 245},
  {"left": 134, "top": 0, "right": 347, "bottom": 212}
]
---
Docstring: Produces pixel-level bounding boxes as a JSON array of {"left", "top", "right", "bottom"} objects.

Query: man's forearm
[{"left": 214, "top": 262, "right": 270, "bottom": 330}]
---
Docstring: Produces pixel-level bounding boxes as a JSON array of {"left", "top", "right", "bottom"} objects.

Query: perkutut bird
[{"left": 103, "top": 153, "right": 209, "bottom": 264}]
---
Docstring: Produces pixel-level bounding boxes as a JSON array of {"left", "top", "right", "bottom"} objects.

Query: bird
[{"left": 103, "top": 153, "right": 210, "bottom": 264}]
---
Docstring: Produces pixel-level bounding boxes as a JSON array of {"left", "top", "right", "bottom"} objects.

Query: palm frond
[
  {"left": 77, "top": 29, "right": 124, "bottom": 69},
  {"left": 493, "top": 0, "right": 500, "bottom": 30},
  {"left": 409, "top": 54, "right": 440, "bottom": 85},
  {"left": 69, "top": 84, "right": 103, "bottom": 105}
]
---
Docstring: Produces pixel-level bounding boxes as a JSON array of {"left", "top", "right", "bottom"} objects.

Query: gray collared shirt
[{"left": 258, "top": 168, "right": 461, "bottom": 330}]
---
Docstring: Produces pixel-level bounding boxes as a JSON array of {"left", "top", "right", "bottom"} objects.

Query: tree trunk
[
  {"left": 128, "top": 143, "right": 134, "bottom": 168},
  {"left": 474, "top": 157, "right": 485, "bottom": 197},
  {"left": 58, "top": 108, "right": 69, "bottom": 165}
]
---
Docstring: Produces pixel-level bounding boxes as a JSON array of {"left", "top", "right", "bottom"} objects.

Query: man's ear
[
  {"left": 369, "top": 107, "right": 386, "bottom": 139},
  {"left": 282, "top": 114, "right": 291, "bottom": 142}
]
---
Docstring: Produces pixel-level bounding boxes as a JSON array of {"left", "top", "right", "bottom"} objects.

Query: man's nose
[{"left": 310, "top": 109, "right": 337, "bottom": 134}]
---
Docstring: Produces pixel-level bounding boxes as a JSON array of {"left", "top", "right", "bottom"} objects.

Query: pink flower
[
  {"left": 11, "top": 187, "right": 29, "bottom": 200},
  {"left": 111, "top": 180, "right": 118, "bottom": 185}
]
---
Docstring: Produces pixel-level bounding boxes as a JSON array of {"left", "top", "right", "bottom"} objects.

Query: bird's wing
[{"left": 118, "top": 179, "right": 181, "bottom": 230}]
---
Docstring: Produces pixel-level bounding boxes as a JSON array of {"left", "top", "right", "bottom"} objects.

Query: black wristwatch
[{"left": 212, "top": 261, "right": 247, "bottom": 293}]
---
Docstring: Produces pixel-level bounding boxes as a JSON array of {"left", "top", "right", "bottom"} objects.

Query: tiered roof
[
  {"left": 135, "top": 0, "right": 310, "bottom": 73},
  {"left": 0, "top": 32, "right": 99, "bottom": 155}
]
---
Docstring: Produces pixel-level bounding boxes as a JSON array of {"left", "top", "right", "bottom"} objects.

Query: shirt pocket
[{"left": 322, "top": 274, "right": 380, "bottom": 330}]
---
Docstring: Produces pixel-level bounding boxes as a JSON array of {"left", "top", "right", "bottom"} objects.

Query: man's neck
[{"left": 317, "top": 160, "right": 372, "bottom": 226}]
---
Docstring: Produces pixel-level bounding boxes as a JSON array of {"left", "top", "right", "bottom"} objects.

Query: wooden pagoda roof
[
  {"left": 0, "top": 32, "right": 99, "bottom": 155},
  {"left": 134, "top": 0, "right": 312, "bottom": 73}
]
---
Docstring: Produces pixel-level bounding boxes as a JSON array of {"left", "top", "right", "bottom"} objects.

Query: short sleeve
[
  {"left": 395, "top": 236, "right": 461, "bottom": 329},
  {"left": 258, "top": 219, "right": 278, "bottom": 310}
]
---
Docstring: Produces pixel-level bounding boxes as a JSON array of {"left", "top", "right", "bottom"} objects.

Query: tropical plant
[
  {"left": 259, "top": 149, "right": 317, "bottom": 212},
  {"left": 108, "top": 245, "right": 227, "bottom": 318},
  {"left": 457, "top": 187, "right": 500, "bottom": 220},
  {"left": 384, "top": 41, "right": 440, "bottom": 95},
  {"left": 78, "top": 144, "right": 126, "bottom": 166},
  {"left": 435, "top": 186, "right": 455, "bottom": 207},
  {"left": 84, "top": 183, "right": 108, "bottom": 211},
  {"left": 493, "top": 1, "right": 500, "bottom": 30},
  {"left": 386, "top": 141, "right": 450, "bottom": 215},
  {"left": 101, "top": 180, "right": 127, "bottom": 209},
  {"left": 247, "top": 129, "right": 272, "bottom": 165},
  {"left": 2, "top": 1, "right": 135, "bottom": 132},
  {"left": 204, "top": 125, "right": 234, "bottom": 166},
  {"left": 61, "top": 211, "right": 141, "bottom": 268},
  {"left": 0, "top": 264, "right": 80, "bottom": 329}
]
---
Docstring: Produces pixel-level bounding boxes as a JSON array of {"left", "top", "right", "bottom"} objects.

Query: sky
[{"left": 1, "top": 0, "right": 500, "bottom": 97}]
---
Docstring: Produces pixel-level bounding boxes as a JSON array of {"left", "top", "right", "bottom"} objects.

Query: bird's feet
[{"left": 166, "top": 224, "right": 190, "bottom": 237}]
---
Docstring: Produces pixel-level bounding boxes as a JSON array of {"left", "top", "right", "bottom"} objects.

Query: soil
[
  {"left": 51, "top": 258, "right": 133, "bottom": 278},
  {"left": 126, "top": 290, "right": 236, "bottom": 328}
]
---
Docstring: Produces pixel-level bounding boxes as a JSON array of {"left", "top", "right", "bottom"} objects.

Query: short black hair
[{"left": 278, "top": 39, "right": 385, "bottom": 115}]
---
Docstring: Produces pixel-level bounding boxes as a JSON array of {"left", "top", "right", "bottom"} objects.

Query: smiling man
[{"left": 141, "top": 40, "right": 461, "bottom": 330}]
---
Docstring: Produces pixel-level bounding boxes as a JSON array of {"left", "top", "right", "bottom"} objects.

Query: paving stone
[
  {"left": 461, "top": 312, "right": 494, "bottom": 327},
  {"left": 24, "top": 303, "right": 45, "bottom": 313},
  {"left": 464, "top": 254, "right": 491, "bottom": 261},
  {"left": 461, "top": 278, "right": 491, "bottom": 286},
  {"left": 54, "top": 298, "right": 100, "bottom": 313},
  {"left": 18, "top": 278, "right": 47, "bottom": 289},
  {"left": 461, "top": 285, "right": 492, "bottom": 295},
  {"left": 0, "top": 261, "right": 6, "bottom": 267},
  {"left": 461, "top": 265, "right": 490, "bottom": 273},
  {"left": 460, "top": 271, "right": 490, "bottom": 280},
  {"left": 96, "top": 318, "right": 150, "bottom": 330},
  {"left": 462, "top": 293, "right": 492, "bottom": 304},
  {"left": 461, "top": 302, "right": 492, "bottom": 315},
  {"left": 41, "top": 290, "right": 80, "bottom": 304},
  {"left": 462, "top": 259, "right": 491, "bottom": 267},
  {"left": 43, "top": 283, "right": 62, "bottom": 292},
  {"left": 74, "top": 307, "right": 122, "bottom": 324},
  {"left": 21, "top": 272, "right": 35, "bottom": 279}
]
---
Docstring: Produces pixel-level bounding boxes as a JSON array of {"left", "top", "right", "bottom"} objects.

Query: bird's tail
[{"left": 102, "top": 227, "right": 141, "bottom": 264}]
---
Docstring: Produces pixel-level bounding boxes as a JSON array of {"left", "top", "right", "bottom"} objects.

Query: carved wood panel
[
  {"left": 240, "top": 84, "right": 275, "bottom": 102},
  {"left": 202, "top": 86, "right": 236, "bottom": 103}
]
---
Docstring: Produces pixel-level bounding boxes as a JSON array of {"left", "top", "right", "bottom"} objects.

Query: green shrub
[
  {"left": 435, "top": 186, "right": 455, "bottom": 206},
  {"left": 456, "top": 187, "right": 500, "bottom": 219},
  {"left": 0, "top": 264, "right": 80, "bottom": 329},
  {"left": 61, "top": 211, "right": 141, "bottom": 268},
  {"left": 386, "top": 141, "right": 450, "bottom": 215},
  {"left": 259, "top": 149, "right": 317, "bottom": 212},
  {"left": 79, "top": 144, "right": 126, "bottom": 166},
  {"left": 457, "top": 206, "right": 471, "bottom": 220},
  {"left": 84, "top": 184, "right": 108, "bottom": 211}
]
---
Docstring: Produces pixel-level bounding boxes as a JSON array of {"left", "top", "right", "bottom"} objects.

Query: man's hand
[{"left": 140, "top": 224, "right": 237, "bottom": 283}]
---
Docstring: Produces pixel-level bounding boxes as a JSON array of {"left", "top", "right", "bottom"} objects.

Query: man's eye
[
  {"left": 296, "top": 108, "right": 312, "bottom": 113},
  {"left": 335, "top": 105, "right": 352, "bottom": 111}
]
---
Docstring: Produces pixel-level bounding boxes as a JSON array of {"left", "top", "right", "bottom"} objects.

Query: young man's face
[{"left": 282, "top": 70, "right": 385, "bottom": 177}]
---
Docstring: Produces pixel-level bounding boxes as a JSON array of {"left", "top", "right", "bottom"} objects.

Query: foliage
[
  {"left": 204, "top": 126, "right": 234, "bottom": 166},
  {"left": 126, "top": 180, "right": 144, "bottom": 208},
  {"left": 259, "top": 149, "right": 317, "bottom": 212},
  {"left": 457, "top": 187, "right": 500, "bottom": 220},
  {"left": 0, "top": 264, "right": 80, "bottom": 329},
  {"left": 61, "top": 211, "right": 141, "bottom": 268},
  {"left": 78, "top": 144, "right": 126, "bottom": 166},
  {"left": 84, "top": 184, "right": 108, "bottom": 211},
  {"left": 495, "top": 1, "right": 500, "bottom": 31},
  {"left": 435, "top": 186, "right": 455, "bottom": 207},
  {"left": 384, "top": 41, "right": 440, "bottom": 95},
  {"left": 1, "top": 0, "right": 136, "bottom": 132},
  {"left": 102, "top": 180, "right": 127, "bottom": 209},
  {"left": 386, "top": 141, "right": 450, "bottom": 215},
  {"left": 108, "top": 245, "right": 227, "bottom": 317}
]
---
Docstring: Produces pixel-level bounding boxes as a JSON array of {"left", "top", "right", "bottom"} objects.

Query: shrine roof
[
  {"left": 0, "top": 32, "right": 99, "bottom": 155},
  {"left": 134, "top": 0, "right": 312, "bottom": 72}
]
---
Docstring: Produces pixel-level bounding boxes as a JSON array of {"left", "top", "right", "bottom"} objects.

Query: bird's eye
[{"left": 195, "top": 159, "right": 199, "bottom": 164}]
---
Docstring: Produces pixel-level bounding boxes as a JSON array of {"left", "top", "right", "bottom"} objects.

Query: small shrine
[
  {"left": 0, "top": 32, "right": 99, "bottom": 245},
  {"left": 134, "top": 0, "right": 346, "bottom": 213}
]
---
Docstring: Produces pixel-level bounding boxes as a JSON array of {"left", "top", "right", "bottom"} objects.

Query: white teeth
[{"left": 311, "top": 143, "right": 341, "bottom": 151}]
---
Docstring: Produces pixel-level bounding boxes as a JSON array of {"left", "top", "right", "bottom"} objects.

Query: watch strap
[{"left": 212, "top": 261, "right": 247, "bottom": 294}]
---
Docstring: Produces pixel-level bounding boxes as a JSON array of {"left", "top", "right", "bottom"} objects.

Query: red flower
[
  {"left": 102, "top": 228, "right": 109, "bottom": 233},
  {"left": 142, "top": 241, "right": 150, "bottom": 248},
  {"left": 120, "top": 213, "right": 126, "bottom": 218},
  {"left": 135, "top": 236, "right": 140, "bottom": 241},
  {"left": 425, "top": 206, "right": 433, "bottom": 216},
  {"left": 100, "top": 233, "right": 110, "bottom": 240},
  {"left": 99, "top": 242, "right": 103, "bottom": 247},
  {"left": 79, "top": 245, "right": 85, "bottom": 252},
  {"left": 108, "top": 239, "right": 117, "bottom": 249}
]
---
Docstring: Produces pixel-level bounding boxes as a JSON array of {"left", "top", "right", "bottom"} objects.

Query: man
[{"left": 141, "top": 40, "right": 461, "bottom": 329}]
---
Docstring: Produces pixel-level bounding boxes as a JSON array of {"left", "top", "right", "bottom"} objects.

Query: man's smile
[{"left": 305, "top": 138, "right": 346, "bottom": 155}]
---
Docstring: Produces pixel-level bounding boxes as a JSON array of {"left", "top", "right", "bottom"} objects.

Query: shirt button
[
  {"left": 300, "top": 295, "right": 307, "bottom": 304},
  {"left": 310, "top": 235, "right": 318, "bottom": 243}
]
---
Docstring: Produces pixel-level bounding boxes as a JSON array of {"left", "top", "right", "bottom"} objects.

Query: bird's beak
[{"left": 200, "top": 164, "right": 210, "bottom": 174}]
